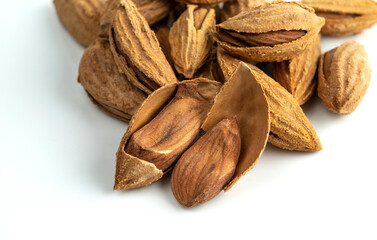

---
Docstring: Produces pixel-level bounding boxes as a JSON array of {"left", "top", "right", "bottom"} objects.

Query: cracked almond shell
[
  {"left": 217, "top": 49, "right": 322, "bottom": 151},
  {"left": 318, "top": 41, "right": 371, "bottom": 114},
  {"left": 202, "top": 62, "right": 270, "bottom": 191},
  {"left": 213, "top": 2, "right": 325, "bottom": 62},
  {"left": 302, "top": 0, "right": 377, "bottom": 36},
  {"left": 273, "top": 34, "right": 321, "bottom": 105},
  {"left": 54, "top": 0, "right": 105, "bottom": 46},
  {"left": 114, "top": 79, "right": 221, "bottom": 190},
  {"left": 169, "top": 5, "right": 216, "bottom": 78},
  {"left": 109, "top": 0, "right": 177, "bottom": 94},
  {"left": 78, "top": 38, "right": 146, "bottom": 121}
]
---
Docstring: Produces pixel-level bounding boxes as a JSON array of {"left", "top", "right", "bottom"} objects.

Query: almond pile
[{"left": 54, "top": 0, "right": 376, "bottom": 207}]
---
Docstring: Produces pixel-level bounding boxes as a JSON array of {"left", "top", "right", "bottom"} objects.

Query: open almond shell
[
  {"left": 114, "top": 79, "right": 221, "bottom": 190},
  {"left": 202, "top": 62, "right": 270, "bottom": 191},
  {"left": 213, "top": 2, "right": 325, "bottom": 62}
]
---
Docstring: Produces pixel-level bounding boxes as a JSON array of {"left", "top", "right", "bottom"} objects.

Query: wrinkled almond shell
[{"left": 318, "top": 41, "right": 371, "bottom": 114}]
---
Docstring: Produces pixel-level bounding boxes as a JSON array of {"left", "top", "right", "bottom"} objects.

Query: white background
[{"left": 1, "top": 1, "right": 377, "bottom": 239}]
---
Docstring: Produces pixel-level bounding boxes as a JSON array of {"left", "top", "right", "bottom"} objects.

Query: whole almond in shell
[{"left": 318, "top": 41, "right": 371, "bottom": 114}]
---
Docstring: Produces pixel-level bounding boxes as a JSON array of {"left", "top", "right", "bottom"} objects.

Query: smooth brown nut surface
[
  {"left": 171, "top": 117, "right": 241, "bottom": 207},
  {"left": 213, "top": 2, "right": 325, "bottom": 62},
  {"left": 302, "top": 0, "right": 377, "bottom": 36},
  {"left": 125, "top": 83, "right": 213, "bottom": 171},
  {"left": 54, "top": 0, "right": 105, "bottom": 46},
  {"left": 78, "top": 38, "right": 147, "bottom": 121},
  {"left": 318, "top": 41, "right": 371, "bottom": 114}
]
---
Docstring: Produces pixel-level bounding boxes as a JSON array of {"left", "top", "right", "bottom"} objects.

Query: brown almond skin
[
  {"left": 54, "top": 0, "right": 105, "bottom": 46},
  {"left": 125, "top": 83, "right": 213, "bottom": 171},
  {"left": 171, "top": 117, "right": 241, "bottom": 208},
  {"left": 318, "top": 41, "right": 371, "bottom": 114}
]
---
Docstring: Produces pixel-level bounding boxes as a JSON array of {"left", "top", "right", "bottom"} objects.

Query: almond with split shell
[
  {"left": 78, "top": 38, "right": 146, "bottom": 121},
  {"left": 213, "top": 2, "right": 325, "bottom": 62},
  {"left": 318, "top": 41, "right": 371, "bottom": 114},
  {"left": 114, "top": 79, "right": 221, "bottom": 190},
  {"left": 170, "top": 63, "right": 270, "bottom": 207},
  {"left": 124, "top": 82, "right": 214, "bottom": 171},
  {"left": 302, "top": 0, "right": 377, "bottom": 36},
  {"left": 54, "top": 0, "right": 105, "bottom": 46},
  {"left": 109, "top": 0, "right": 177, "bottom": 94},
  {"left": 273, "top": 34, "right": 321, "bottom": 105},
  {"left": 221, "top": 0, "right": 282, "bottom": 22},
  {"left": 217, "top": 49, "right": 322, "bottom": 151},
  {"left": 169, "top": 5, "right": 216, "bottom": 78}
]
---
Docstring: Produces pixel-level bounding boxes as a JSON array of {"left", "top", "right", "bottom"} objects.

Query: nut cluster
[{"left": 54, "top": 0, "right": 376, "bottom": 207}]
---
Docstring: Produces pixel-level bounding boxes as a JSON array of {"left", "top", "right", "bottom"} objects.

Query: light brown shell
[
  {"left": 54, "top": 0, "right": 105, "bottom": 46},
  {"left": 202, "top": 63, "right": 270, "bottom": 190},
  {"left": 114, "top": 79, "right": 221, "bottom": 190},
  {"left": 153, "top": 25, "right": 174, "bottom": 68},
  {"left": 213, "top": 2, "right": 325, "bottom": 62},
  {"left": 100, "top": 0, "right": 174, "bottom": 38},
  {"left": 175, "top": 0, "right": 228, "bottom": 6},
  {"left": 318, "top": 41, "right": 371, "bottom": 114},
  {"left": 217, "top": 50, "right": 322, "bottom": 151},
  {"left": 221, "top": 0, "right": 282, "bottom": 22},
  {"left": 302, "top": 0, "right": 377, "bottom": 36},
  {"left": 169, "top": 5, "right": 216, "bottom": 78},
  {"left": 273, "top": 34, "right": 321, "bottom": 105},
  {"left": 109, "top": 0, "right": 178, "bottom": 94},
  {"left": 78, "top": 38, "right": 146, "bottom": 122}
]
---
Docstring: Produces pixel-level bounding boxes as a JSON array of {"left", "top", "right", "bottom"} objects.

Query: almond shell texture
[
  {"left": 78, "top": 38, "right": 147, "bottom": 121},
  {"left": 216, "top": 49, "right": 322, "bottom": 151},
  {"left": 273, "top": 34, "right": 321, "bottom": 105},
  {"left": 109, "top": 0, "right": 177, "bottom": 94},
  {"left": 302, "top": 0, "right": 377, "bottom": 36},
  {"left": 318, "top": 41, "right": 371, "bottom": 114},
  {"left": 54, "top": 0, "right": 105, "bottom": 46}
]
